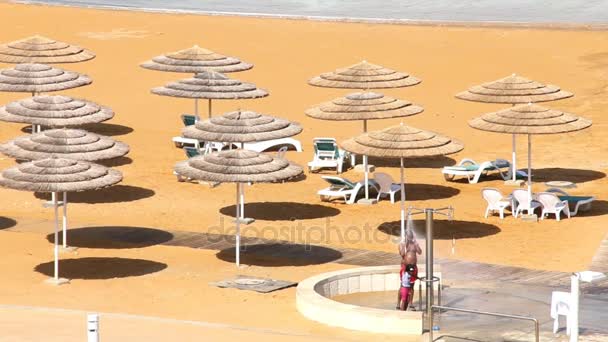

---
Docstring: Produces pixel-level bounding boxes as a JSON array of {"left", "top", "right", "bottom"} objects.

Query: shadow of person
[
  {"left": 216, "top": 242, "right": 342, "bottom": 266},
  {"left": 97, "top": 156, "right": 133, "bottom": 167},
  {"left": 0, "top": 217, "right": 17, "bottom": 230},
  {"left": 34, "top": 257, "right": 167, "bottom": 279},
  {"left": 532, "top": 168, "right": 605, "bottom": 184},
  {"left": 378, "top": 219, "right": 501, "bottom": 239},
  {"left": 34, "top": 185, "right": 155, "bottom": 204},
  {"left": 80, "top": 123, "right": 134, "bottom": 136},
  {"left": 46, "top": 226, "right": 174, "bottom": 249},
  {"left": 367, "top": 156, "right": 457, "bottom": 169},
  {"left": 219, "top": 202, "right": 340, "bottom": 221}
]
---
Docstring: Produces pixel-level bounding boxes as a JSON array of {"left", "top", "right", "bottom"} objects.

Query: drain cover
[
  {"left": 210, "top": 275, "right": 296, "bottom": 293},
  {"left": 235, "top": 278, "right": 266, "bottom": 286}
]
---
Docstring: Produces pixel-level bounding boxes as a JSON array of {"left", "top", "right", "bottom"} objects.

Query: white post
[
  {"left": 239, "top": 183, "right": 245, "bottom": 220},
  {"left": 512, "top": 134, "right": 517, "bottom": 181},
  {"left": 87, "top": 313, "right": 99, "bottom": 342},
  {"left": 527, "top": 134, "right": 533, "bottom": 215},
  {"left": 400, "top": 157, "right": 406, "bottom": 242},
  {"left": 53, "top": 192, "right": 59, "bottom": 280},
  {"left": 235, "top": 183, "right": 241, "bottom": 267},
  {"left": 363, "top": 155, "right": 369, "bottom": 200},
  {"left": 62, "top": 192, "right": 67, "bottom": 249},
  {"left": 570, "top": 274, "right": 580, "bottom": 342}
]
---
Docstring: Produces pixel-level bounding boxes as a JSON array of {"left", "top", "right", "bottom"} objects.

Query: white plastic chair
[
  {"left": 512, "top": 189, "right": 541, "bottom": 217},
  {"left": 537, "top": 192, "right": 571, "bottom": 221},
  {"left": 374, "top": 173, "right": 401, "bottom": 203},
  {"left": 481, "top": 188, "right": 511, "bottom": 219},
  {"left": 551, "top": 291, "right": 572, "bottom": 334}
]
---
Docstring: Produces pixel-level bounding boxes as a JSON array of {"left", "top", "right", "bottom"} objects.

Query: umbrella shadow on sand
[
  {"left": 35, "top": 257, "right": 167, "bottom": 280},
  {"left": 97, "top": 156, "right": 133, "bottom": 167},
  {"left": 219, "top": 202, "right": 340, "bottom": 221},
  {"left": 530, "top": 168, "right": 605, "bottom": 184},
  {"left": 80, "top": 123, "right": 134, "bottom": 137},
  {"left": 0, "top": 217, "right": 17, "bottom": 230},
  {"left": 397, "top": 183, "right": 460, "bottom": 201},
  {"left": 34, "top": 185, "right": 155, "bottom": 204},
  {"left": 216, "top": 243, "right": 342, "bottom": 266},
  {"left": 46, "top": 226, "right": 174, "bottom": 249},
  {"left": 368, "top": 156, "right": 457, "bottom": 169},
  {"left": 378, "top": 219, "right": 501, "bottom": 240}
]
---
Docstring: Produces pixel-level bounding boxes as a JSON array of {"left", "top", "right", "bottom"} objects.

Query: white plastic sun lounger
[
  {"left": 317, "top": 176, "right": 379, "bottom": 204},
  {"left": 546, "top": 188, "right": 596, "bottom": 216},
  {"left": 442, "top": 158, "right": 517, "bottom": 184}
]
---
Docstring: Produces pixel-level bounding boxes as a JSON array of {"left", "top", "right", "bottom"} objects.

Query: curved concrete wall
[{"left": 296, "top": 265, "right": 441, "bottom": 335}]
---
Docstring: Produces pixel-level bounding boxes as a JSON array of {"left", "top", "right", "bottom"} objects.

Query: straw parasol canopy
[
  {"left": 151, "top": 70, "right": 268, "bottom": 118},
  {"left": 0, "top": 157, "right": 122, "bottom": 192},
  {"left": 308, "top": 61, "right": 421, "bottom": 89},
  {"left": 0, "top": 129, "right": 129, "bottom": 161},
  {"left": 141, "top": 45, "right": 252, "bottom": 74},
  {"left": 183, "top": 110, "right": 302, "bottom": 143},
  {"left": 175, "top": 149, "right": 302, "bottom": 184},
  {"left": 151, "top": 70, "right": 267, "bottom": 100},
  {"left": 468, "top": 103, "right": 592, "bottom": 134},
  {"left": 174, "top": 149, "right": 303, "bottom": 267},
  {"left": 0, "top": 35, "right": 95, "bottom": 64},
  {"left": 455, "top": 74, "right": 573, "bottom": 104},
  {"left": 305, "top": 92, "right": 423, "bottom": 121},
  {"left": 342, "top": 124, "right": 463, "bottom": 158},
  {"left": 0, "top": 95, "right": 114, "bottom": 127},
  {"left": 0, "top": 63, "right": 92, "bottom": 94},
  {"left": 341, "top": 124, "right": 463, "bottom": 240},
  {"left": 0, "top": 157, "right": 121, "bottom": 284}
]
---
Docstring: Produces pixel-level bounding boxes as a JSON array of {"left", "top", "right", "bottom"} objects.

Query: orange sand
[{"left": 0, "top": 2, "right": 607, "bottom": 339}]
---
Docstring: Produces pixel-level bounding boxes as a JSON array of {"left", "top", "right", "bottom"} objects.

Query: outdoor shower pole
[
  {"left": 62, "top": 192, "right": 67, "bottom": 249},
  {"left": 527, "top": 134, "right": 533, "bottom": 215},
  {"left": 425, "top": 209, "right": 434, "bottom": 335}
]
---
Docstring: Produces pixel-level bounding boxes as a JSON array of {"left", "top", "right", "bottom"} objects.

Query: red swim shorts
[{"left": 400, "top": 286, "right": 411, "bottom": 301}]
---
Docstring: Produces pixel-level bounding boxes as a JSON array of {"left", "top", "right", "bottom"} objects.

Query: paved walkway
[{"left": 29, "top": 224, "right": 605, "bottom": 294}]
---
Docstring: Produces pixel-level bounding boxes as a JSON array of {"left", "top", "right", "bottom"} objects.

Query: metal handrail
[{"left": 429, "top": 305, "right": 540, "bottom": 342}]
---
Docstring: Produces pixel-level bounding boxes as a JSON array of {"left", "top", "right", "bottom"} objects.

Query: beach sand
[{"left": 0, "top": 1, "right": 607, "bottom": 339}]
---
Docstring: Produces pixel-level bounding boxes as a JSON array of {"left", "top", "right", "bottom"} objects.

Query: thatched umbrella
[
  {"left": 456, "top": 74, "right": 573, "bottom": 182},
  {"left": 308, "top": 61, "right": 420, "bottom": 89},
  {"left": 0, "top": 95, "right": 114, "bottom": 132},
  {"left": 0, "top": 63, "right": 92, "bottom": 96},
  {"left": 341, "top": 124, "right": 463, "bottom": 240},
  {"left": 0, "top": 157, "right": 122, "bottom": 284},
  {"left": 141, "top": 45, "right": 252, "bottom": 74},
  {"left": 0, "top": 128, "right": 129, "bottom": 250},
  {"left": 175, "top": 149, "right": 303, "bottom": 266},
  {"left": 151, "top": 70, "right": 268, "bottom": 120},
  {"left": 306, "top": 92, "right": 424, "bottom": 202},
  {"left": 183, "top": 110, "right": 302, "bottom": 223},
  {"left": 0, "top": 35, "right": 95, "bottom": 64},
  {"left": 469, "top": 103, "right": 591, "bottom": 217}
]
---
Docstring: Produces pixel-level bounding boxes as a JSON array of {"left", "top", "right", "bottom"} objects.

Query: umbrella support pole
[
  {"left": 194, "top": 99, "right": 198, "bottom": 119},
  {"left": 235, "top": 184, "right": 254, "bottom": 224},
  {"left": 208, "top": 99, "right": 212, "bottom": 119},
  {"left": 61, "top": 192, "right": 77, "bottom": 253},
  {"left": 504, "top": 134, "right": 524, "bottom": 186},
  {"left": 45, "top": 191, "right": 69, "bottom": 285},
  {"left": 235, "top": 184, "right": 241, "bottom": 267},
  {"left": 357, "top": 155, "right": 377, "bottom": 205},
  {"left": 521, "top": 134, "right": 537, "bottom": 221}
]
